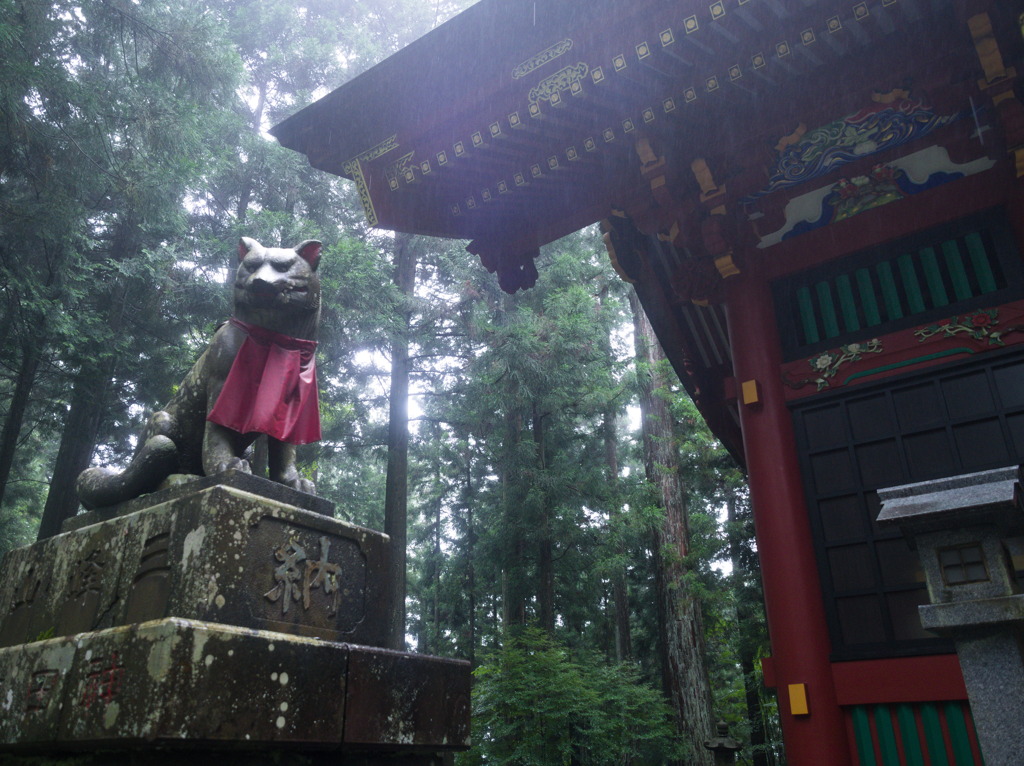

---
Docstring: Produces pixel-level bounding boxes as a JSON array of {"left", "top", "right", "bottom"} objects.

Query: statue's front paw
[
  {"left": 293, "top": 477, "right": 315, "bottom": 495},
  {"left": 272, "top": 470, "right": 315, "bottom": 495},
  {"left": 214, "top": 457, "right": 251, "bottom": 474}
]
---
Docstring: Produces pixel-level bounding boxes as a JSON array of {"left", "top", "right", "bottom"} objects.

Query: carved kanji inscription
[{"left": 265, "top": 536, "right": 342, "bottom": 617}]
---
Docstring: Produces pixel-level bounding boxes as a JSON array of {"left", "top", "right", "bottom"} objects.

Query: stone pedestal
[
  {"left": 877, "top": 466, "right": 1024, "bottom": 766},
  {"left": 0, "top": 474, "right": 470, "bottom": 763}
]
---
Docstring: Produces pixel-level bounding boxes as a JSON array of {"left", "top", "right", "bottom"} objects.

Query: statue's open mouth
[
  {"left": 248, "top": 282, "right": 282, "bottom": 297},
  {"left": 245, "top": 282, "right": 308, "bottom": 298}
]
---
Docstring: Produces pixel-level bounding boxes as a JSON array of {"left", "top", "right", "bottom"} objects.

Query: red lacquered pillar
[{"left": 724, "top": 267, "right": 852, "bottom": 766}]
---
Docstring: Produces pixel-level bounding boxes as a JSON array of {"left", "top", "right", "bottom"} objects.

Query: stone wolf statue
[{"left": 77, "top": 237, "right": 323, "bottom": 509}]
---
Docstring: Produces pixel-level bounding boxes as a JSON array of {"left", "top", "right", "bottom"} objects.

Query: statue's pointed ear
[
  {"left": 238, "top": 237, "right": 260, "bottom": 261},
  {"left": 295, "top": 240, "right": 322, "bottom": 270}
]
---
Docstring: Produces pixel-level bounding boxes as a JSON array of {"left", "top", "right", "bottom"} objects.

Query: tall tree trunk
[
  {"left": 0, "top": 243, "right": 60, "bottom": 513},
  {"left": 235, "top": 78, "right": 268, "bottom": 224},
  {"left": 38, "top": 216, "right": 138, "bottom": 540},
  {"left": 432, "top": 495, "right": 442, "bottom": 650},
  {"left": 418, "top": 491, "right": 442, "bottom": 656},
  {"left": 501, "top": 410, "right": 528, "bottom": 628},
  {"left": 0, "top": 342, "right": 43, "bottom": 510},
  {"left": 630, "top": 289, "right": 715, "bottom": 766},
  {"left": 728, "top": 492, "right": 771, "bottom": 766},
  {"left": 595, "top": 290, "right": 631, "bottom": 659},
  {"left": 533, "top": 403, "right": 555, "bottom": 633},
  {"left": 384, "top": 232, "right": 416, "bottom": 650},
  {"left": 502, "top": 530, "right": 529, "bottom": 627},
  {"left": 464, "top": 452, "right": 477, "bottom": 664},
  {"left": 603, "top": 407, "right": 632, "bottom": 661},
  {"left": 37, "top": 364, "right": 112, "bottom": 539}
]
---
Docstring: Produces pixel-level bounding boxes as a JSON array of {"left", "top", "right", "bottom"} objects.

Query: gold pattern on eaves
[
  {"left": 529, "top": 63, "right": 590, "bottom": 104},
  {"left": 512, "top": 38, "right": 573, "bottom": 79},
  {"left": 342, "top": 133, "right": 399, "bottom": 227},
  {"left": 342, "top": 159, "right": 378, "bottom": 227},
  {"left": 356, "top": 133, "right": 399, "bottom": 163}
]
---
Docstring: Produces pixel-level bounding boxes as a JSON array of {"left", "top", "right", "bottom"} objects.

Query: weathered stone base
[
  {"left": 0, "top": 479, "right": 470, "bottom": 763},
  {"left": 0, "top": 483, "right": 390, "bottom": 648},
  {"left": 0, "top": 750, "right": 453, "bottom": 766},
  {"left": 64, "top": 470, "right": 338, "bottom": 531},
  {"left": 0, "top": 618, "right": 469, "bottom": 753}
]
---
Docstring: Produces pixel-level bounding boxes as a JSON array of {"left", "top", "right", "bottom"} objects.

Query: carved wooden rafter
[
  {"left": 601, "top": 211, "right": 645, "bottom": 285},
  {"left": 467, "top": 234, "right": 540, "bottom": 295},
  {"left": 969, "top": 11, "right": 1024, "bottom": 176},
  {"left": 610, "top": 137, "right": 740, "bottom": 306}
]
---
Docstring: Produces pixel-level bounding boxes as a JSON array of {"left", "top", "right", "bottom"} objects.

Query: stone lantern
[
  {"left": 703, "top": 720, "right": 741, "bottom": 766},
  {"left": 877, "top": 466, "right": 1024, "bottom": 766}
]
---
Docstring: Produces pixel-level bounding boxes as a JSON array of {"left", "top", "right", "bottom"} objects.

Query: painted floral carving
[
  {"left": 830, "top": 164, "right": 905, "bottom": 222},
  {"left": 784, "top": 339, "right": 883, "bottom": 391},
  {"left": 914, "top": 309, "right": 1012, "bottom": 345}
]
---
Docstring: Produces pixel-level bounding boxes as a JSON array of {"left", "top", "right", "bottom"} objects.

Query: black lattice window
[{"left": 792, "top": 349, "right": 1024, "bottom": 660}]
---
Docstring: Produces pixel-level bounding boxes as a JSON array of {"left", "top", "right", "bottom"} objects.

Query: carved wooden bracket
[
  {"left": 616, "top": 143, "right": 740, "bottom": 301},
  {"left": 635, "top": 136, "right": 676, "bottom": 214},
  {"left": 601, "top": 211, "right": 647, "bottom": 284},
  {"left": 691, "top": 158, "right": 740, "bottom": 279},
  {"left": 468, "top": 239, "right": 540, "bottom": 294},
  {"left": 602, "top": 212, "right": 724, "bottom": 304},
  {"left": 969, "top": 12, "right": 1024, "bottom": 176}
]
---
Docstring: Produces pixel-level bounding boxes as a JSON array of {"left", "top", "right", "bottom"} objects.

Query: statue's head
[{"left": 234, "top": 237, "right": 321, "bottom": 310}]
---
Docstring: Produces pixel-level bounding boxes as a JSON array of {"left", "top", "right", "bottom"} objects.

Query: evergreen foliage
[
  {"left": 466, "top": 627, "right": 682, "bottom": 766},
  {"left": 0, "top": 2, "right": 780, "bottom": 762}
]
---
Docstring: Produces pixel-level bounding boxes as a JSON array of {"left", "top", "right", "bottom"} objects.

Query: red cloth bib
[{"left": 206, "top": 318, "right": 321, "bottom": 444}]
